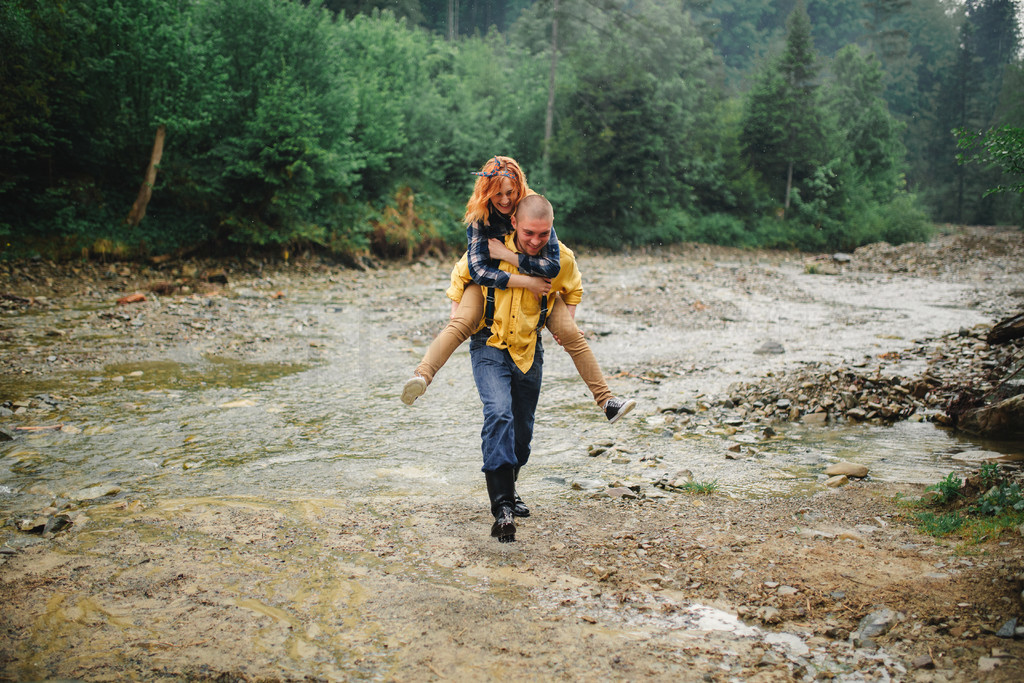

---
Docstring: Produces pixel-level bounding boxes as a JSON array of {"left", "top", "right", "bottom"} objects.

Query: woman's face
[{"left": 490, "top": 177, "right": 518, "bottom": 215}]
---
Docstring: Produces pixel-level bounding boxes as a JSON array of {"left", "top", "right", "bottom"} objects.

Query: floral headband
[{"left": 471, "top": 156, "right": 515, "bottom": 179}]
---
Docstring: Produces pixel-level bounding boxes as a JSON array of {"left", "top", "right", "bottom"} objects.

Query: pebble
[{"left": 754, "top": 340, "right": 785, "bottom": 355}]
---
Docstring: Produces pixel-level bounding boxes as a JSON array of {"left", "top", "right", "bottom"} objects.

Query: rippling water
[{"left": 1, "top": 260, "right": 1021, "bottom": 521}]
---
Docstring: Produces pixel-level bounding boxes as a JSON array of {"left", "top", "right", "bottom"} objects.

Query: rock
[
  {"left": 846, "top": 407, "right": 868, "bottom": 421},
  {"left": 802, "top": 412, "right": 828, "bottom": 425},
  {"left": 116, "top": 293, "right": 146, "bottom": 305},
  {"left": 0, "top": 429, "right": 12, "bottom": 442},
  {"left": 832, "top": 252, "right": 853, "bottom": 263},
  {"left": 219, "top": 399, "right": 257, "bottom": 408},
  {"left": 912, "top": 655, "right": 935, "bottom": 670},
  {"left": 978, "top": 657, "right": 1003, "bottom": 673},
  {"left": 824, "top": 475, "right": 849, "bottom": 488},
  {"left": 855, "top": 607, "right": 899, "bottom": 648},
  {"left": 606, "top": 487, "right": 637, "bottom": 500},
  {"left": 986, "top": 312, "right": 1024, "bottom": 345},
  {"left": 570, "top": 479, "right": 606, "bottom": 491},
  {"left": 956, "top": 394, "right": 1024, "bottom": 439},
  {"left": 17, "top": 516, "right": 48, "bottom": 532},
  {"left": 837, "top": 530, "right": 868, "bottom": 544},
  {"left": 825, "top": 462, "right": 869, "bottom": 478},
  {"left": 996, "top": 617, "right": 1017, "bottom": 638},
  {"left": 72, "top": 484, "right": 122, "bottom": 501},
  {"left": 797, "top": 529, "right": 835, "bottom": 540},
  {"left": 754, "top": 340, "right": 785, "bottom": 355},
  {"left": 777, "top": 585, "right": 798, "bottom": 596},
  {"left": 43, "top": 513, "right": 73, "bottom": 536},
  {"left": 755, "top": 606, "right": 782, "bottom": 625}
]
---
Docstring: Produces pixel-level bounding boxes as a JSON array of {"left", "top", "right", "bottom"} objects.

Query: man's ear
[{"left": 510, "top": 214, "right": 517, "bottom": 229}]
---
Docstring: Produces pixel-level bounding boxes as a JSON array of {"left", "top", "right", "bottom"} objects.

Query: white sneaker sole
[{"left": 401, "top": 377, "right": 427, "bottom": 405}]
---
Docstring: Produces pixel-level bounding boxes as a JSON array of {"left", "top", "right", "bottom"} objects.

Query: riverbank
[{"left": 1, "top": 226, "right": 1023, "bottom": 681}]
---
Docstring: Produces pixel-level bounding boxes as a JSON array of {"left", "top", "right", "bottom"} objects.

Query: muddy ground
[{"left": 1, "top": 226, "right": 1024, "bottom": 681}]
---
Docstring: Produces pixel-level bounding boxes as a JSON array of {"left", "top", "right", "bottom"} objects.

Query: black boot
[
  {"left": 512, "top": 466, "right": 531, "bottom": 518},
  {"left": 484, "top": 465, "right": 517, "bottom": 543}
]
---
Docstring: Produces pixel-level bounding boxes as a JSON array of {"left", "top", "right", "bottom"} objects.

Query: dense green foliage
[{"left": 1, "top": 0, "right": 1020, "bottom": 260}]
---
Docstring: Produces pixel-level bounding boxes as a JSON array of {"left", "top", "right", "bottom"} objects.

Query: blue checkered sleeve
[{"left": 466, "top": 222, "right": 511, "bottom": 289}]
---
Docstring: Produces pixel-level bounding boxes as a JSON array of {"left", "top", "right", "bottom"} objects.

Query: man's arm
[{"left": 556, "top": 243, "right": 584, "bottom": 306}]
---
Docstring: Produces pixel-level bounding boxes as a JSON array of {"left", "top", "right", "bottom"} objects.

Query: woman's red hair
[{"left": 463, "top": 156, "right": 532, "bottom": 226}]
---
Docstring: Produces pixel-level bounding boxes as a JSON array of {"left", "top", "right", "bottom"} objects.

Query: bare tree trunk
[
  {"left": 126, "top": 124, "right": 166, "bottom": 227},
  {"left": 784, "top": 160, "right": 793, "bottom": 211},
  {"left": 543, "top": 0, "right": 559, "bottom": 172},
  {"left": 447, "top": 0, "right": 459, "bottom": 42}
]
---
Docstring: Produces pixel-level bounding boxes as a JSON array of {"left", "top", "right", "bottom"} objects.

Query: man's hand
[{"left": 488, "top": 238, "right": 518, "bottom": 266}]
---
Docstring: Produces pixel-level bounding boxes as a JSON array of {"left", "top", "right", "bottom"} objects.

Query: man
[{"left": 446, "top": 194, "right": 584, "bottom": 542}]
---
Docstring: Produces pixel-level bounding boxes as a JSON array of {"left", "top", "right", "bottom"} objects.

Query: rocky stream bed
[{"left": 1, "top": 226, "right": 1023, "bottom": 681}]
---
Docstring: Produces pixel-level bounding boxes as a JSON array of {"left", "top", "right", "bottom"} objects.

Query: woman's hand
[{"left": 522, "top": 275, "right": 551, "bottom": 299}]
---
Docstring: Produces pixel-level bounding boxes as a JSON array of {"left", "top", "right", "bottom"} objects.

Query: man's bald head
[{"left": 516, "top": 193, "right": 553, "bottom": 223}]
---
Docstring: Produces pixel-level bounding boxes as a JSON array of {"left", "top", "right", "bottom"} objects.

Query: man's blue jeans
[{"left": 470, "top": 332, "right": 543, "bottom": 473}]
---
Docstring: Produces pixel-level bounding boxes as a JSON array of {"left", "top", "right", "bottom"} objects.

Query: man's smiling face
[{"left": 512, "top": 215, "right": 552, "bottom": 256}]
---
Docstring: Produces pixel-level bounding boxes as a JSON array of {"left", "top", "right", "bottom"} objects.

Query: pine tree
[{"left": 740, "top": 0, "right": 827, "bottom": 213}]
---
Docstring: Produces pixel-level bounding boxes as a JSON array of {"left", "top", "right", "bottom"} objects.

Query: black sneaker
[{"left": 604, "top": 397, "right": 636, "bottom": 424}]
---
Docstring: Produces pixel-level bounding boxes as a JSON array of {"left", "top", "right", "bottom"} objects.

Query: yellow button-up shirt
[{"left": 447, "top": 233, "right": 583, "bottom": 373}]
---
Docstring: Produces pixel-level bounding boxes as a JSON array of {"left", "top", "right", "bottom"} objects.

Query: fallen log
[{"left": 957, "top": 393, "right": 1024, "bottom": 439}]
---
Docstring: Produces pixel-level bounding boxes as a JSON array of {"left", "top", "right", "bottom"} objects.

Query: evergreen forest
[{"left": 2, "top": 0, "right": 1022, "bottom": 261}]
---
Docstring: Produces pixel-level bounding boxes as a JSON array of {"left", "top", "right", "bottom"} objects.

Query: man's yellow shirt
[{"left": 447, "top": 232, "right": 583, "bottom": 373}]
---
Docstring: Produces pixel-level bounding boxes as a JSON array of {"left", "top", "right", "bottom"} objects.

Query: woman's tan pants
[{"left": 414, "top": 284, "right": 613, "bottom": 407}]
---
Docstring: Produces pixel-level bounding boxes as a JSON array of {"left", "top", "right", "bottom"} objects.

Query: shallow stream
[{"left": 2, "top": 256, "right": 1018, "bottom": 519}]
